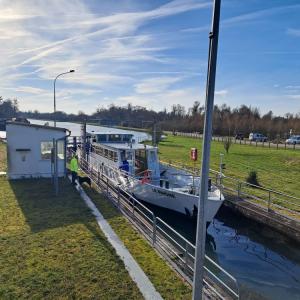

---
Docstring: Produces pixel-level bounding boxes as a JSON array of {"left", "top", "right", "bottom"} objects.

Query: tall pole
[
  {"left": 53, "top": 70, "right": 75, "bottom": 127},
  {"left": 192, "top": 1, "right": 221, "bottom": 299}
]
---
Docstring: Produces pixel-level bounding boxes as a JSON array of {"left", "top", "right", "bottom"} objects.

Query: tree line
[{"left": 1, "top": 97, "right": 299, "bottom": 139}]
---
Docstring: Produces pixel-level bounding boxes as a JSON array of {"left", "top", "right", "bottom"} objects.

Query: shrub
[
  {"left": 223, "top": 137, "right": 232, "bottom": 154},
  {"left": 246, "top": 170, "right": 260, "bottom": 186}
]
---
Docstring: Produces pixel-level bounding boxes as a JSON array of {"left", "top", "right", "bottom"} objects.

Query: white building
[{"left": 6, "top": 122, "right": 70, "bottom": 179}]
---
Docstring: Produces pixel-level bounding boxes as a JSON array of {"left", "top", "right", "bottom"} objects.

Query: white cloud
[
  {"left": 15, "top": 86, "right": 47, "bottom": 94},
  {"left": 285, "top": 85, "right": 300, "bottom": 89},
  {"left": 183, "top": 4, "right": 300, "bottom": 33},
  {"left": 134, "top": 77, "right": 182, "bottom": 94},
  {"left": 115, "top": 87, "right": 203, "bottom": 112},
  {"left": 215, "top": 89, "right": 228, "bottom": 96},
  {"left": 287, "top": 94, "right": 300, "bottom": 100},
  {"left": 286, "top": 28, "right": 300, "bottom": 37}
]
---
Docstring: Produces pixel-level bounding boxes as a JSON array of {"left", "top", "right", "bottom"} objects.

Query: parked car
[
  {"left": 249, "top": 133, "right": 268, "bottom": 142},
  {"left": 234, "top": 133, "right": 244, "bottom": 140},
  {"left": 286, "top": 135, "right": 300, "bottom": 145}
]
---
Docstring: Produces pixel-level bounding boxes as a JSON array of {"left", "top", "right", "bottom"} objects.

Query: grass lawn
[
  {"left": 157, "top": 135, "right": 300, "bottom": 201},
  {"left": 0, "top": 142, "right": 6, "bottom": 172},
  {"left": 0, "top": 141, "right": 143, "bottom": 299},
  {"left": 0, "top": 140, "right": 191, "bottom": 299},
  {"left": 83, "top": 185, "right": 192, "bottom": 300}
]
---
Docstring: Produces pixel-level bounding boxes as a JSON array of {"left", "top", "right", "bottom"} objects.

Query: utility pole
[{"left": 192, "top": 0, "right": 221, "bottom": 299}]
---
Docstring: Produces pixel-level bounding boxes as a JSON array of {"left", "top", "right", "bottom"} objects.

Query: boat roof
[
  {"left": 95, "top": 142, "right": 155, "bottom": 150},
  {"left": 88, "top": 131, "right": 133, "bottom": 135}
]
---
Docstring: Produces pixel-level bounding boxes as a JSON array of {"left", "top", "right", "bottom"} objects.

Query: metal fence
[
  {"left": 160, "top": 160, "right": 300, "bottom": 220},
  {"left": 167, "top": 131, "right": 300, "bottom": 150},
  {"left": 73, "top": 153, "right": 240, "bottom": 299}
]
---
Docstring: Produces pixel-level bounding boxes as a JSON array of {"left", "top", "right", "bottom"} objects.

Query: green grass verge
[
  {"left": 0, "top": 142, "right": 7, "bottom": 172},
  {"left": 0, "top": 143, "right": 143, "bottom": 300},
  {"left": 156, "top": 135, "right": 300, "bottom": 206},
  {"left": 83, "top": 185, "right": 192, "bottom": 300}
]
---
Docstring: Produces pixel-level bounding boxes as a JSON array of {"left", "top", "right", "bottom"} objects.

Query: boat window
[
  {"left": 135, "top": 149, "right": 147, "bottom": 173},
  {"left": 97, "top": 134, "right": 107, "bottom": 142},
  {"left": 122, "top": 134, "right": 133, "bottom": 142},
  {"left": 113, "top": 152, "right": 118, "bottom": 162},
  {"left": 104, "top": 149, "right": 108, "bottom": 158},
  {"left": 109, "top": 134, "right": 122, "bottom": 142},
  {"left": 108, "top": 150, "right": 114, "bottom": 160}
]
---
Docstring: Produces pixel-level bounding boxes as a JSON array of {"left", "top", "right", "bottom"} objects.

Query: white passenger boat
[{"left": 85, "top": 131, "right": 224, "bottom": 223}]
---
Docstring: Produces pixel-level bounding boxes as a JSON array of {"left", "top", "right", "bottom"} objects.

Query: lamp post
[{"left": 53, "top": 69, "right": 75, "bottom": 127}]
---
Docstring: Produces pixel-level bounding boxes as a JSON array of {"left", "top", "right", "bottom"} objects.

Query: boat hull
[{"left": 130, "top": 181, "right": 223, "bottom": 223}]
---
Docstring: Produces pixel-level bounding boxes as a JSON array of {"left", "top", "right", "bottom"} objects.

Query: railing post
[
  {"left": 184, "top": 242, "right": 189, "bottom": 274},
  {"left": 117, "top": 186, "right": 121, "bottom": 208},
  {"left": 132, "top": 197, "right": 135, "bottom": 215},
  {"left": 237, "top": 182, "right": 241, "bottom": 198},
  {"left": 268, "top": 191, "right": 271, "bottom": 212},
  {"left": 152, "top": 214, "right": 157, "bottom": 245},
  {"left": 106, "top": 176, "right": 109, "bottom": 194}
]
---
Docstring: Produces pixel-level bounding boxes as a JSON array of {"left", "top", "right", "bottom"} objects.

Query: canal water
[{"left": 30, "top": 120, "right": 300, "bottom": 299}]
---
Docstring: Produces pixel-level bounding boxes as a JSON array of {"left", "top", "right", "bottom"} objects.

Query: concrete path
[{"left": 74, "top": 183, "right": 163, "bottom": 300}]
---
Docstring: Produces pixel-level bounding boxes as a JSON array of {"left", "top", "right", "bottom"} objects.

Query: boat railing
[{"left": 72, "top": 152, "right": 240, "bottom": 299}]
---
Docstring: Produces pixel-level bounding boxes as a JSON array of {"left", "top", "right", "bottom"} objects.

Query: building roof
[{"left": 6, "top": 121, "right": 69, "bottom": 133}]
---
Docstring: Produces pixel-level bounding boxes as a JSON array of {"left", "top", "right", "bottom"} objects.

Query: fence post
[
  {"left": 256, "top": 141, "right": 257, "bottom": 147},
  {"left": 269, "top": 141, "right": 270, "bottom": 148},
  {"left": 285, "top": 142, "right": 286, "bottom": 150},
  {"left": 277, "top": 141, "right": 279, "bottom": 150},
  {"left": 294, "top": 143, "right": 296, "bottom": 150},
  {"left": 268, "top": 191, "right": 271, "bottom": 212},
  {"left": 152, "top": 214, "right": 157, "bottom": 245}
]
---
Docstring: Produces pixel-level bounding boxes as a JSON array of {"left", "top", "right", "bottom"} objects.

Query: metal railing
[
  {"left": 160, "top": 160, "right": 300, "bottom": 219},
  {"left": 166, "top": 131, "right": 300, "bottom": 150},
  {"left": 71, "top": 152, "right": 239, "bottom": 299}
]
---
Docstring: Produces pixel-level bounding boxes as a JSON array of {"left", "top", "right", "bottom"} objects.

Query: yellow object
[{"left": 70, "top": 157, "right": 78, "bottom": 172}]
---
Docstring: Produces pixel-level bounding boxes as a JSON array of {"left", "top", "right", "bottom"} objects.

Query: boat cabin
[{"left": 88, "top": 132, "right": 160, "bottom": 179}]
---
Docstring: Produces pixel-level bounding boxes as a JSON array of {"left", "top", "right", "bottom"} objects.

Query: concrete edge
[{"left": 72, "top": 179, "right": 163, "bottom": 300}]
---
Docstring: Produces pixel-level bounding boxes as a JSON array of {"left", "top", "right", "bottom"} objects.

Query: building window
[
  {"left": 57, "top": 140, "right": 65, "bottom": 159},
  {"left": 41, "top": 141, "right": 53, "bottom": 160},
  {"left": 41, "top": 141, "right": 65, "bottom": 160}
]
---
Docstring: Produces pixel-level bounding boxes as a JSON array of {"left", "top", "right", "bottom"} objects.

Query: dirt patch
[{"left": 284, "top": 156, "right": 300, "bottom": 166}]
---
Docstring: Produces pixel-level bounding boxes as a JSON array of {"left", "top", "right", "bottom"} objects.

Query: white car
[
  {"left": 286, "top": 135, "right": 300, "bottom": 145},
  {"left": 249, "top": 133, "right": 268, "bottom": 142}
]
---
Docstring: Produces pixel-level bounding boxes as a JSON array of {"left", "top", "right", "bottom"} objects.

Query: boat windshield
[{"left": 135, "top": 149, "right": 148, "bottom": 175}]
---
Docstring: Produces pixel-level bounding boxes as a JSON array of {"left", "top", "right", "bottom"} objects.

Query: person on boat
[
  {"left": 120, "top": 159, "right": 129, "bottom": 173},
  {"left": 70, "top": 154, "right": 79, "bottom": 185}
]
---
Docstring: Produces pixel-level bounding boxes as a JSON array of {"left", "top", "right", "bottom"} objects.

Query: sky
[{"left": 1, "top": 0, "right": 300, "bottom": 116}]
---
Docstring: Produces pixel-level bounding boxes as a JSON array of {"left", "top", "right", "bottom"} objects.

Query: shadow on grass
[{"left": 9, "top": 178, "right": 101, "bottom": 234}]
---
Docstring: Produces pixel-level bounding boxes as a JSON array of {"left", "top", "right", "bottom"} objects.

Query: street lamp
[{"left": 53, "top": 69, "right": 75, "bottom": 127}]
